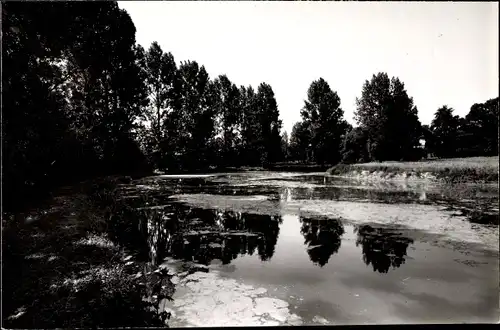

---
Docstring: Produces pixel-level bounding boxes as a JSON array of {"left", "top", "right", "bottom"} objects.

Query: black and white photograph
[{"left": 2, "top": 0, "right": 499, "bottom": 328}]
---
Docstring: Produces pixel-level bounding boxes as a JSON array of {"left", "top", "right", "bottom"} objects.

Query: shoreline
[{"left": 326, "top": 157, "right": 499, "bottom": 184}]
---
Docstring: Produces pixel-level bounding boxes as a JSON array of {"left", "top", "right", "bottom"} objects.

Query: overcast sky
[{"left": 118, "top": 1, "right": 498, "bottom": 134}]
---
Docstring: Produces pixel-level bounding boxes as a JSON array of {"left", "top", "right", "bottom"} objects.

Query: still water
[{"left": 119, "top": 172, "right": 499, "bottom": 326}]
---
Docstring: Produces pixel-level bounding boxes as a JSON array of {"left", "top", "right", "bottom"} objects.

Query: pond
[{"left": 117, "top": 172, "right": 499, "bottom": 326}]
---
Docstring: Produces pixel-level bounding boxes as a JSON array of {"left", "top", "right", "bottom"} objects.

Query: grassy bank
[
  {"left": 2, "top": 177, "right": 173, "bottom": 328},
  {"left": 327, "top": 156, "right": 499, "bottom": 183},
  {"left": 267, "top": 162, "right": 331, "bottom": 172},
  {"left": 153, "top": 163, "right": 331, "bottom": 175}
]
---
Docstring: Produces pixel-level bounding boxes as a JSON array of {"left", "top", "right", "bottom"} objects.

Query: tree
[
  {"left": 164, "top": 60, "right": 217, "bottom": 171},
  {"left": 212, "top": 75, "right": 242, "bottom": 167},
  {"left": 354, "top": 72, "right": 422, "bottom": 161},
  {"left": 458, "top": 98, "right": 499, "bottom": 157},
  {"left": 289, "top": 121, "right": 312, "bottom": 162},
  {"left": 301, "top": 78, "right": 350, "bottom": 164},
  {"left": 239, "top": 85, "right": 260, "bottom": 165},
  {"left": 2, "top": 1, "right": 149, "bottom": 210},
  {"left": 255, "top": 83, "right": 282, "bottom": 166},
  {"left": 281, "top": 131, "right": 289, "bottom": 161},
  {"left": 341, "top": 127, "right": 369, "bottom": 164},
  {"left": 53, "top": 2, "right": 148, "bottom": 174},
  {"left": 429, "top": 105, "right": 461, "bottom": 158},
  {"left": 139, "top": 42, "right": 178, "bottom": 168}
]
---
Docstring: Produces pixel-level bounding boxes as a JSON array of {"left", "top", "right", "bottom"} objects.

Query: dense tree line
[
  {"left": 134, "top": 43, "right": 283, "bottom": 171},
  {"left": 426, "top": 99, "right": 498, "bottom": 158},
  {"left": 288, "top": 73, "right": 421, "bottom": 164},
  {"left": 3, "top": 2, "right": 498, "bottom": 211},
  {"left": 288, "top": 73, "right": 498, "bottom": 164},
  {"left": 3, "top": 1, "right": 282, "bottom": 211}
]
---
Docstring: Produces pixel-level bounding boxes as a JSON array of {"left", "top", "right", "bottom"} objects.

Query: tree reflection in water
[
  {"left": 299, "top": 216, "right": 345, "bottom": 267},
  {"left": 167, "top": 208, "right": 281, "bottom": 265},
  {"left": 354, "top": 224, "right": 414, "bottom": 273},
  {"left": 138, "top": 206, "right": 182, "bottom": 266}
]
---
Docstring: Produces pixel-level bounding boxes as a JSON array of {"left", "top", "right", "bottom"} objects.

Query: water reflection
[
  {"left": 128, "top": 203, "right": 282, "bottom": 266},
  {"left": 140, "top": 208, "right": 181, "bottom": 266},
  {"left": 129, "top": 202, "right": 414, "bottom": 273},
  {"left": 222, "top": 211, "right": 282, "bottom": 261},
  {"left": 299, "top": 216, "right": 345, "bottom": 267},
  {"left": 354, "top": 224, "right": 414, "bottom": 273},
  {"left": 173, "top": 210, "right": 281, "bottom": 264},
  {"left": 119, "top": 173, "right": 496, "bottom": 276}
]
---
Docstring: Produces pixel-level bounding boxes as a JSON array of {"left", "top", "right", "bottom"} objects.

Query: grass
[
  {"left": 2, "top": 177, "right": 174, "bottom": 328},
  {"left": 268, "top": 162, "right": 331, "bottom": 172},
  {"left": 327, "top": 156, "right": 499, "bottom": 183}
]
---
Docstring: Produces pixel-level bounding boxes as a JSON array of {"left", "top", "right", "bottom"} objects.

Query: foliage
[
  {"left": 457, "top": 97, "right": 499, "bottom": 157},
  {"left": 163, "top": 60, "right": 217, "bottom": 171},
  {"left": 2, "top": 179, "right": 173, "bottom": 328},
  {"left": 288, "top": 121, "right": 312, "bottom": 162},
  {"left": 3, "top": 1, "right": 498, "bottom": 208},
  {"left": 135, "top": 58, "right": 284, "bottom": 170},
  {"left": 255, "top": 82, "right": 284, "bottom": 166},
  {"left": 2, "top": 1, "right": 150, "bottom": 212},
  {"left": 300, "top": 78, "right": 351, "bottom": 164},
  {"left": 289, "top": 78, "right": 350, "bottom": 164},
  {"left": 424, "top": 98, "right": 498, "bottom": 159},
  {"left": 212, "top": 75, "right": 243, "bottom": 166},
  {"left": 4, "top": 1, "right": 499, "bottom": 327},
  {"left": 428, "top": 105, "right": 461, "bottom": 158},
  {"left": 136, "top": 42, "right": 177, "bottom": 168},
  {"left": 354, "top": 72, "right": 422, "bottom": 161},
  {"left": 341, "top": 127, "right": 369, "bottom": 164},
  {"left": 3, "top": 1, "right": 287, "bottom": 211}
]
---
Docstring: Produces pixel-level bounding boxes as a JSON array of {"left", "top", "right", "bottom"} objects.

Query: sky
[{"left": 118, "top": 1, "right": 498, "bottom": 134}]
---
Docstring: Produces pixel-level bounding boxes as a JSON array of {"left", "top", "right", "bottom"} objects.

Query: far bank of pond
[{"left": 327, "top": 156, "right": 499, "bottom": 183}]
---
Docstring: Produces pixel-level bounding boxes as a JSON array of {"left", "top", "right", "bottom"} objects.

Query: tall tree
[
  {"left": 141, "top": 42, "right": 177, "bottom": 168},
  {"left": 300, "top": 78, "right": 350, "bottom": 164},
  {"left": 56, "top": 2, "right": 148, "bottom": 173},
  {"left": 289, "top": 121, "right": 312, "bottom": 162},
  {"left": 2, "top": 1, "right": 149, "bottom": 210},
  {"left": 429, "top": 105, "right": 461, "bottom": 158},
  {"left": 165, "top": 60, "right": 216, "bottom": 171},
  {"left": 213, "top": 75, "right": 242, "bottom": 166},
  {"left": 239, "top": 85, "right": 260, "bottom": 165},
  {"left": 255, "top": 83, "right": 282, "bottom": 166},
  {"left": 354, "top": 72, "right": 422, "bottom": 161}
]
